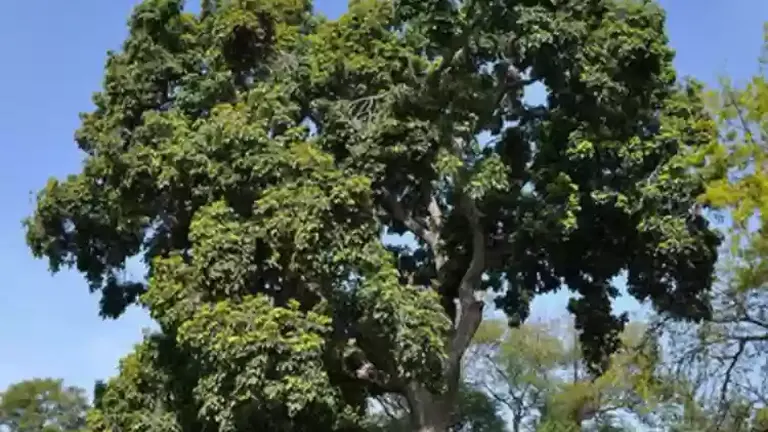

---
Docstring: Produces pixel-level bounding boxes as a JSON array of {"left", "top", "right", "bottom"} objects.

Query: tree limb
[
  {"left": 445, "top": 189, "right": 486, "bottom": 387},
  {"left": 375, "top": 394, "right": 407, "bottom": 421},
  {"left": 724, "top": 86, "right": 763, "bottom": 147},
  {"left": 481, "top": 381, "right": 519, "bottom": 413},
  {"left": 720, "top": 339, "right": 746, "bottom": 403},
  {"left": 427, "top": 195, "right": 443, "bottom": 233},
  {"left": 711, "top": 311, "right": 768, "bottom": 332}
]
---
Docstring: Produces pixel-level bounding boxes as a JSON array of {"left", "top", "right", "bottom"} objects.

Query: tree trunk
[{"left": 406, "top": 384, "right": 455, "bottom": 432}]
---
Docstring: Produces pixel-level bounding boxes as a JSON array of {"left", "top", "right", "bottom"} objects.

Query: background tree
[
  {"left": 24, "top": 0, "right": 722, "bottom": 430},
  {"left": 660, "top": 23, "right": 768, "bottom": 430},
  {"left": 0, "top": 378, "right": 89, "bottom": 432},
  {"left": 468, "top": 319, "right": 675, "bottom": 432},
  {"left": 467, "top": 320, "right": 564, "bottom": 431}
]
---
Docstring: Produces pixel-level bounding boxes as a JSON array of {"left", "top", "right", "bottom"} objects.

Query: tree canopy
[
  {"left": 468, "top": 319, "right": 676, "bottom": 432},
  {"left": 0, "top": 378, "right": 89, "bottom": 432},
  {"left": 661, "top": 25, "right": 768, "bottom": 430},
  {"left": 24, "top": 0, "right": 723, "bottom": 430}
]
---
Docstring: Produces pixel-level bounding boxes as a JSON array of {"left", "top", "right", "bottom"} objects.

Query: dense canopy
[{"left": 25, "top": 0, "right": 722, "bottom": 430}]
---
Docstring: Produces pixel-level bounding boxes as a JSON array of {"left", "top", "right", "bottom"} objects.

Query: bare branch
[
  {"left": 724, "top": 86, "right": 763, "bottom": 147},
  {"left": 720, "top": 339, "right": 746, "bottom": 406},
  {"left": 481, "top": 381, "right": 519, "bottom": 413},
  {"left": 711, "top": 312, "right": 768, "bottom": 332}
]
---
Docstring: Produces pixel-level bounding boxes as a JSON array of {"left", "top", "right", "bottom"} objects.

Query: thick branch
[
  {"left": 445, "top": 190, "right": 486, "bottom": 386},
  {"left": 457, "top": 192, "right": 485, "bottom": 297},
  {"left": 427, "top": 195, "right": 443, "bottom": 233},
  {"left": 405, "top": 382, "right": 451, "bottom": 430}
]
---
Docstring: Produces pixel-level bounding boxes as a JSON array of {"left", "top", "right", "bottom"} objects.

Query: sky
[{"left": 0, "top": 0, "right": 767, "bottom": 395}]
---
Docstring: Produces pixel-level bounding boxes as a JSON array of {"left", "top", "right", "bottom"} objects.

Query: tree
[
  {"left": 659, "top": 23, "right": 768, "bottom": 430},
  {"left": 450, "top": 388, "right": 507, "bottom": 432},
  {"left": 367, "top": 385, "right": 506, "bottom": 431},
  {"left": 646, "top": 366, "right": 768, "bottom": 432},
  {"left": 25, "top": 0, "right": 722, "bottom": 430},
  {"left": 0, "top": 378, "right": 89, "bottom": 432},
  {"left": 467, "top": 320, "right": 564, "bottom": 431},
  {"left": 469, "top": 319, "right": 673, "bottom": 432}
]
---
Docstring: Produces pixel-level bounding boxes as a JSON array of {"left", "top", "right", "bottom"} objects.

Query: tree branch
[
  {"left": 481, "top": 381, "right": 519, "bottom": 413},
  {"left": 720, "top": 339, "right": 746, "bottom": 402},
  {"left": 353, "top": 359, "right": 402, "bottom": 394},
  {"left": 445, "top": 189, "right": 486, "bottom": 387},
  {"left": 712, "top": 311, "right": 768, "bottom": 332},
  {"left": 376, "top": 394, "right": 407, "bottom": 421},
  {"left": 380, "top": 189, "right": 440, "bottom": 252},
  {"left": 427, "top": 195, "right": 443, "bottom": 233},
  {"left": 724, "top": 86, "right": 763, "bottom": 147}
]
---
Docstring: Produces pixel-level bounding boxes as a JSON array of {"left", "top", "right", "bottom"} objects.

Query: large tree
[
  {"left": 25, "top": 0, "right": 722, "bottom": 430},
  {"left": 0, "top": 378, "right": 89, "bottom": 432}
]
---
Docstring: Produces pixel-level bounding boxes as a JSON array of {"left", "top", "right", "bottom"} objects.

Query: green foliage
[
  {"left": 451, "top": 387, "right": 508, "bottom": 432},
  {"left": 702, "top": 26, "right": 768, "bottom": 290},
  {"left": 469, "top": 320, "right": 674, "bottom": 431},
  {"left": 85, "top": 334, "right": 201, "bottom": 432},
  {"left": 366, "top": 385, "right": 506, "bottom": 432},
  {"left": 0, "top": 378, "right": 89, "bottom": 432},
  {"left": 25, "top": 0, "right": 722, "bottom": 428},
  {"left": 659, "top": 24, "right": 768, "bottom": 430}
]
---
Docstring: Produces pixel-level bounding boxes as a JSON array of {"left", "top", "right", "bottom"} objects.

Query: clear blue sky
[{"left": 0, "top": 0, "right": 766, "bottom": 394}]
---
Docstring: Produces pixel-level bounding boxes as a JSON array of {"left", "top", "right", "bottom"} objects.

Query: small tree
[
  {"left": 469, "top": 319, "right": 673, "bottom": 431},
  {"left": 26, "top": 0, "right": 721, "bottom": 430},
  {"left": 467, "top": 320, "right": 564, "bottom": 431},
  {"left": 0, "top": 378, "right": 88, "bottom": 432}
]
